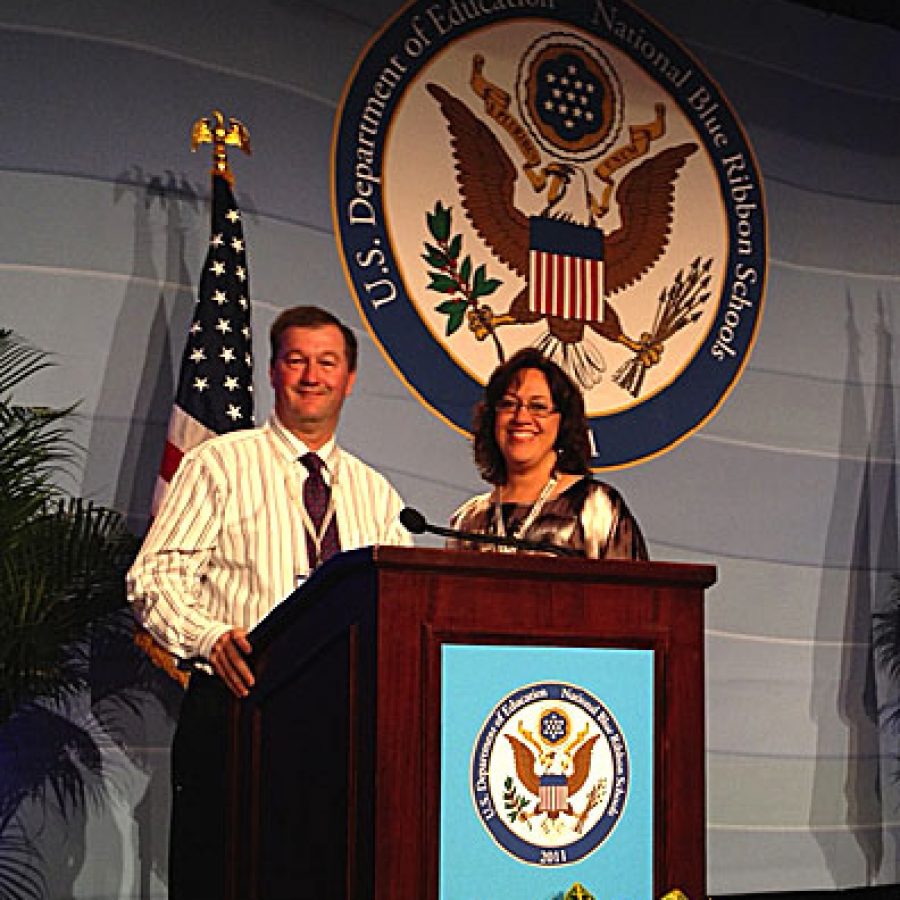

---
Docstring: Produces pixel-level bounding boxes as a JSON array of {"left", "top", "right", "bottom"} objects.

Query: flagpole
[{"left": 135, "top": 111, "right": 254, "bottom": 686}]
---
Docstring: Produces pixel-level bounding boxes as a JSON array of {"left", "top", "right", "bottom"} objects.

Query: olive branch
[
  {"left": 502, "top": 776, "right": 531, "bottom": 825},
  {"left": 423, "top": 201, "right": 505, "bottom": 359}
]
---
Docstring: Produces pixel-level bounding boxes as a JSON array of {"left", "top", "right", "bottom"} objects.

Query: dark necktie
[{"left": 301, "top": 452, "right": 340, "bottom": 567}]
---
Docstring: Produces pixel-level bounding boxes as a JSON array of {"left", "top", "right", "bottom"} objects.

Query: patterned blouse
[{"left": 447, "top": 477, "right": 648, "bottom": 560}]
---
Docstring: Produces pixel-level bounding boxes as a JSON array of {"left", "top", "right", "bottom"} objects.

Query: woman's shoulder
[
  {"left": 569, "top": 477, "right": 623, "bottom": 530},
  {"left": 578, "top": 477, "right": 648, "bottom": 560},
  {"left": 567, "top": 476, "right": 624, "bottom": 500},
  {"left": 450, "top": 490, "right": 493, "bottom": 525},
  {"left": 558, "top": 474, "right": 618, "bottom": 504}
]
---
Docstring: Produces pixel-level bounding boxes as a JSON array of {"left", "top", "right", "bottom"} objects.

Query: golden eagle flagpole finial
[{"left": 190, "top": 110, "right": 251, "bottom": 185}]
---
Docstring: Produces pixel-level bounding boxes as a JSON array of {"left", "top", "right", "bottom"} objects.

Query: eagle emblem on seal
[
  {"left": 503, "top": 707, "right": 609, "bottom": 835},
  {"left": 423, "top": 36, "right": 710, "bottom": 396}
]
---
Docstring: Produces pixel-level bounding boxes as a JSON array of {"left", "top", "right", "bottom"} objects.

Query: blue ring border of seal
[
  {"left": 331, "top": 0, "right": 768, "bottom": 469},
  {"left": 469, "top": 681, "right": 630, "bottom": 866}
]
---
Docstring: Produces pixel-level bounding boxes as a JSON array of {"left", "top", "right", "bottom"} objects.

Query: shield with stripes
[
  {"left": 528, "top": 216, "right": 604, "bottom": 322},
  {"left": 539, "top": 773, "right": 570, "bottom": 813}
]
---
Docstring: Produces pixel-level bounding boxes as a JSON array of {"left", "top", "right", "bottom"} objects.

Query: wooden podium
[{"left": 225, "top": 546, "right": 715, "bottom": 900}]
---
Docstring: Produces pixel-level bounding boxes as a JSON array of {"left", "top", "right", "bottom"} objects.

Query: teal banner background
[{"left": 440, "top": 644, "right": 655, "bottom": 900}]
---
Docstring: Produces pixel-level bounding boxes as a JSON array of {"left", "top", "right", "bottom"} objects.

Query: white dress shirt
[{"left": 127, "top": 413, "right": 411, "bottom": 663}]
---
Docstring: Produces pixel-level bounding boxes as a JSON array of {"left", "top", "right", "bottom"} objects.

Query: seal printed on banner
[
  {"left": 332, "top": 0, "right": 767, "bottom": 467},
  {"left": 470, "top": 682, "right": 629, "bottom": 865}
]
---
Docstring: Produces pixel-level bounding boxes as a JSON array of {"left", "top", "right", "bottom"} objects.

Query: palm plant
[
  {"left": 0, "top": 327, "right": 137, "bottom": 721},
  {"left": 0, "top": 327, "right": 140, "bottom": 898}
]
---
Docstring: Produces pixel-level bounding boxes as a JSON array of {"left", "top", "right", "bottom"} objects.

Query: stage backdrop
[{"left": 0, "top": 0, "right": 898, "bottom": 896}]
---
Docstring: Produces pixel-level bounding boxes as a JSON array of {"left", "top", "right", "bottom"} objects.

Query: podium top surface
[
  {"left": 370, "top": 545, "right": 717, "bottom": 588},
  {"left": 251, "top": 546, "right": 715, "bottom": 644}
]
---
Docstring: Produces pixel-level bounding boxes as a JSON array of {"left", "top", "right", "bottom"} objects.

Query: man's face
[{"left": 269, "top": 324, "right": 356, "bottom": 446}]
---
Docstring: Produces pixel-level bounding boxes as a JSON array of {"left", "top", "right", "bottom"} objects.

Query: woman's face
[{"left": 493, "top": 367, "right": 561, "bottom": 479}]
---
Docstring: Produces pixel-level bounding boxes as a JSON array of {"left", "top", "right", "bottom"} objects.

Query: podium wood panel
[{"left": 226, "top": 546, "right": 714, "bottom": 900}]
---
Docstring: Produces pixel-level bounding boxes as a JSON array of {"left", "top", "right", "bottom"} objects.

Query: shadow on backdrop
[
  {"left": 0, "top": 608, "right": 182, "bottom": 899},
  {"left": 810, "top": 291, "right": 895, "bottom": 885},
  {"left": 83, "top": 168, "right": 198, "bottom": 537}
]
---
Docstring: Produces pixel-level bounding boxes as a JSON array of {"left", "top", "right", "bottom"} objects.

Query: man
[{"left": 128, "top": 305, "right": 411, "bottom": 899}]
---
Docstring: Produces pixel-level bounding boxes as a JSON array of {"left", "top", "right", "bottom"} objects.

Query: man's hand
[{"left": 210, "top": 628, "right": 254, "bottom": 697}]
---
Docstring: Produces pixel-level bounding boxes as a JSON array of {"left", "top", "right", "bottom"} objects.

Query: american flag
[
  {"left": 151, "top": 172, "right": 254, "bottom": 513},
  {"left": 529, "top": 216, "right": 604, "bottom": 322}
]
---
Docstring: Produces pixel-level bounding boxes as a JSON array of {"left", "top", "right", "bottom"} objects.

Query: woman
[{"left": 448, "top": 348, "right": 647, "bottom": 560}]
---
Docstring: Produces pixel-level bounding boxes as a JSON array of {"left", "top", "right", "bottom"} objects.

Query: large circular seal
[
  {"left": 470, "top": 682, "right": 629, "bottom": 865},
  {"left": 332, "top": 0, "right": 766, "bottom": 467}
]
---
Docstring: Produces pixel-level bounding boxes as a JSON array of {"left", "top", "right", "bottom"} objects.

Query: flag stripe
[{"left": 159, "top": 441, "right": 185, "bottom": 483}]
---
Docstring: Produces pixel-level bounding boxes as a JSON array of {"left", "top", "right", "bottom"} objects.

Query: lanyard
[
  {"left": 285, "top": 452, "right": 340, "bottom": 575},
  {"left": 492, "top": 473, "right": 558, "bottom": 551}
]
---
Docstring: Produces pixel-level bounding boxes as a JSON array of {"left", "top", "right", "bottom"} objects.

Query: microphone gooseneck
[{"left": 398, "top": 507, "right": 580, "bottom": 557}]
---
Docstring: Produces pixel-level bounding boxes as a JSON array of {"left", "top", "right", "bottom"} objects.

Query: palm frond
[
  {"left": 0, "top": 403, "right": 76, "bottom": 503},
  {"left": 0, "top": 828, "right": 44, "bottom": 900},
  {"left": 0, "top": 500, "right": 137, "bottom": 722},
  {"left": 874, "top": 575, "right": 900, "bottom": 683},
  {"left": 0, "top": 330, "right": 78, "bottom": 510},
  {"left": 0, "top": 329, "right": 53, "bottom": 398}
]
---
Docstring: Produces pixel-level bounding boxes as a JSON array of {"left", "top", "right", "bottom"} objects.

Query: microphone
[
  {"left": 399, "top": 507, "right": 580, "bottom": 557},
  {"left": 398, "top": 507, "right": 431, "bottom": 535}
]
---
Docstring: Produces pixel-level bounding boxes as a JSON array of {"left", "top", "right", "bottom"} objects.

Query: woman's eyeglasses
[{"left": 494, "top": 397, "right": 558, "bottom": 418}]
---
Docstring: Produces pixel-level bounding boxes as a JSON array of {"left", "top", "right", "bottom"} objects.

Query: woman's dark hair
[{"left": 472, "top": 348, "right": 591, "bottom": 485}]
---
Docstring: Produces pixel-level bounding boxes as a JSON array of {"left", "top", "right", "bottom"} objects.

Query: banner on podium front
[{"left": 440, "top": 645, "right": 654, "bottom": 900}]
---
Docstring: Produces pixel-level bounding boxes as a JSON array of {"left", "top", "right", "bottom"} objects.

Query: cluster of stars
[
  {"left": 541, "top": 711, "right": 569, "bottom": 743},
  {"left": 178, "top": 194, "right": 254, "bottom": 428},
  {"left": 540, "top": 64, "right": 600, "bottom": 135}
]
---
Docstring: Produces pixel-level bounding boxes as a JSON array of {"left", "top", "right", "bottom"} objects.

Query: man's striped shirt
[{"left": 127, "top": 414, "right": 411, "bottom": 663}]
